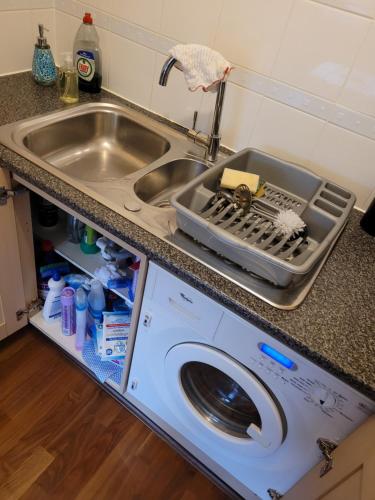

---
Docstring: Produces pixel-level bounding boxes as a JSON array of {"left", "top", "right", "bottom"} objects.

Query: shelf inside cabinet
[
  {"left": 30, "top": 311, "right": 121, "bottom": 392},
  {"left": 33, "top": 216, "right": 134, "bottom": 309}
]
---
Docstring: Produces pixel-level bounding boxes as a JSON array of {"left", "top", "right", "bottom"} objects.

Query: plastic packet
[{"left": 101, "top": 311, "right": 131, "bottom": 360}]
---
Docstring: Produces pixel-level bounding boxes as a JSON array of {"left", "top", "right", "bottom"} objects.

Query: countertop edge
[{"left": 0, "top": 72, "right": 373, "bottom": 401}]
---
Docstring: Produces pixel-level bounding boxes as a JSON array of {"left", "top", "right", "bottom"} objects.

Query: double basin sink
[
  {"left": 0, "top": 102, "right": 209, "bottom": 235},
  {"left": 0, "top": 100, "right": 347, "bottom": 309}
]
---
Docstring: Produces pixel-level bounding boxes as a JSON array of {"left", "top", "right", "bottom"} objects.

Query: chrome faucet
[{"left": 159, "top": 56, "right": 227, "bottom": 162}]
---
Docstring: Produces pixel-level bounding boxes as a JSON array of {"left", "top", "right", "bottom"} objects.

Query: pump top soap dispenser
[{"left": 32, "top": 24, "right": 57, "bottom": 86}]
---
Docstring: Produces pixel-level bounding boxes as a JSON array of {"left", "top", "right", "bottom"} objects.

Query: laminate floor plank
[
  {"left": 2, "top": 377, "right": 99, "bottom": 477},
  {"left": 0, "top": 341, "right": 51, "bottom": 401},
  {"left": 1, "top": 350, "right": 69, "bottom": 418},
  {"left": 0, "top": 446, "right": 54, "bottom": 500},
  {"left": 0, "top": 327, "right": 228, "bottom": 500},
  {"left": 0, "top": 331, "right": 34, "bottom": 364},
  {"left": 0, "top": 363, "right": 84, "bottom": 454}
]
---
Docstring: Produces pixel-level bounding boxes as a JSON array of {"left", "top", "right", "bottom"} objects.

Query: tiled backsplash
[
  {"left": 0, "top": 1, "right": 55, "bottom": 75},
  {"left": 2, "top": 0, "right": 375, "bottom": 209}
]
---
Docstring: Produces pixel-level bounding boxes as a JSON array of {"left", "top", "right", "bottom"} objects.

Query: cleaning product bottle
[
  {"left": 32, "top": 24, "right": 57, "bottom": 86},
  {"left": 43, "top": 272, "right": 65, "bottom": 321},
  {"left": 87, "top": 280, "right": 106, "bottom": 351},
  {"left": 61, "top": 287, "right": 76, "bottom": 336},
  {"left": 75, "top": 287, "right": 88, "bottom": 350},
  {"left": 73, "top": 12, "right": 102, "bottom": 93},
  {"left": 87, "top": 280, "right": 106, "bottom": 324},
  {"left": 58, "top": 52, "right": 79, "bottom": 104},
  {"left": 80, "top": 225, "right": 100, "bottom": 254}
]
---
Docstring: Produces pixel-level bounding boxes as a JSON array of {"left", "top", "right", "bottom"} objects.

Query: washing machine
[{"left": 126, "top": 263, "right": 374, "bottom": 499}]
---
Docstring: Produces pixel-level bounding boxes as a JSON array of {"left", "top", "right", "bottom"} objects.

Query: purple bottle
[{"left": 61, "top": 287, "right": 76, "bottom": 336}]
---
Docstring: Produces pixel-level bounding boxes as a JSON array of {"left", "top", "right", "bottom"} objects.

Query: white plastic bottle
[
  {"left": 75, "top": 287, "right": 88, "bottom": 350},
  {"left": 87, "top": 280, "right": 105, "bottom": 325},
  {"left": 87, "top": 280, "right": 106, "bottom": 354},
  {"left": 73, "top": 12, "right": 102, "bottom": 93},
  {"left": 43, "top": 272, "right": 65, "bottom": 321}
]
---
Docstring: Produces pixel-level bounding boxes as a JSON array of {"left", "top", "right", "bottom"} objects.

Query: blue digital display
[{"left": 259, "top": 343, "right": 295, "bottom": 369}]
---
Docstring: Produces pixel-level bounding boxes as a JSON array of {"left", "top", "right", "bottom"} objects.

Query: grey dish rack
[{"left": 171, "top": 149, "right": 356, "bottom": 287}]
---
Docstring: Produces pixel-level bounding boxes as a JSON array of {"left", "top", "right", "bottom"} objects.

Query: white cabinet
[
  {"left": 0, "top": 169, "right": 147, "bottom": 394},
  {"left": 0, "top": 168, "right": 37, "bottom": 340},
  {"left": 284, "top": 416, "right": 375, "bottom": 500},
  {"left": 1, "top": 167, "right": 374, "bottom": 499}
]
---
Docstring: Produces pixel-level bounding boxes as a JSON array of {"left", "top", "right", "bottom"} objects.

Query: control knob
[{"left": 311, "top": 387, "right": 336, "bottom": 409}]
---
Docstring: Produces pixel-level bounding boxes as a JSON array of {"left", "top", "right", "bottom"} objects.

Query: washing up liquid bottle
[
  {"left": 73, "top": 12, "right": 102, "bottom": 93},
  {"left": 32, "top": 24, "right": 57, "bottom": 86}
]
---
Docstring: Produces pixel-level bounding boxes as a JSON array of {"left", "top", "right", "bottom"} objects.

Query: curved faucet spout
[
  {"left": 158, "top": 55, "right": 227, "bottom": 161},
  {"left": 159, "top": 57, "right": 178, "bottom": 86}
]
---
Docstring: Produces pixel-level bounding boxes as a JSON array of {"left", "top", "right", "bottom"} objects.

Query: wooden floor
[{"left": 0, "top": 326, "right": 228, "bottom": 500}]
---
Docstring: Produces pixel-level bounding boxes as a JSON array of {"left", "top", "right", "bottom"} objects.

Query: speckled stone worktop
[{"left": 1, "top": 72, "right": 374, "bottom": 400}]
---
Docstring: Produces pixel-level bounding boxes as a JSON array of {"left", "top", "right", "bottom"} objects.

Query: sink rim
[
  {"left": 20, "top": 104, "right": 173, "bottom": 182},
  {"left": 0, "top": 100, "right": 212, "bottom": 234},
  {"left": 0, "top": 99, "right": 208, "bottom": 195},
  {"left": 0, "top": 99, "right": 329, "bottom": 309}
]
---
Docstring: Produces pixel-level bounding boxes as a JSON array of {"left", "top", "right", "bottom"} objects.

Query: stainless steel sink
[
  {"left": 0, "top": 101, "right": 209, "bottom": 224},
  {"left": 23, "top": 106, "right": 170, "bottom": 182},
  {"left": 0, "top": 100, "right": 336, "bottom": 309},
  {"left": 134, "top": 159, "right": 208, "bottom": 208},
  {"left": 0, "top": 100, "right": 213, "bottom": 257}
]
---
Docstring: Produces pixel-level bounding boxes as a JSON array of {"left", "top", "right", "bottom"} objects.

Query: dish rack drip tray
[{"left": 171, "top": 149, "right": 355, "bottom": 287}]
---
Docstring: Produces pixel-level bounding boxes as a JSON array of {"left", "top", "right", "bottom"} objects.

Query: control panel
[
  {"left": 214, "top": 311, "right": 374, "bottom": 428},
  {"left": 247, "top": 348, "right": 373, "bottom": 423}
]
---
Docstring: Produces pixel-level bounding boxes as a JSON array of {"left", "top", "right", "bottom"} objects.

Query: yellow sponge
[{"left": 220, "top": 168, "right": 260, "bottom": 194}]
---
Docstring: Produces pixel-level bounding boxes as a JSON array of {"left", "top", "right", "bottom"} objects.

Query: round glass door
[
  {"left": 165, "top": 343, "right": 284, "bottom": 457},
  {"left": 181, "top": 361, "right": 261, "bottom": 438}
]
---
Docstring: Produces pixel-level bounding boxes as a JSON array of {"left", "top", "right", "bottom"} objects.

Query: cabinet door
[
  {"left": 0, "top": 168, "right": 37, "bottom": 340},
  {"left": 284, "top": 416, "right": 375, "bottom": 500}
]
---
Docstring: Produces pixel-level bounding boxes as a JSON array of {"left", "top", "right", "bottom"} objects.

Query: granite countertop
[{"left": 0, "top": 73, "right": 374, "bottom": 400}]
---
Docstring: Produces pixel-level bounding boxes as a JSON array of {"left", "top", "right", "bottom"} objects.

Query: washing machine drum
[{"left": 165, "top": 343, "right": 286, "bottom": 458}]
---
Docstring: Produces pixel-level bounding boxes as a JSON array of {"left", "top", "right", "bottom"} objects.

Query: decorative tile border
[{"left": 55, "top": 0, "right": 375, "bottom": 142}]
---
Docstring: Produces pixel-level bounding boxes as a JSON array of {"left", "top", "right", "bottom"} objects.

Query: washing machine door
[{"left": 165, "top": 343, "right": 285, "bottom": 458}]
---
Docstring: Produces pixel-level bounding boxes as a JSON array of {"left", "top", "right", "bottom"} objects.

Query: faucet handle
[
  {"left": 188, "top": 110, "right": 209, "bottom": 150},
  {"left": 192, "top": 110, "right": 198, "bottom": 131}
]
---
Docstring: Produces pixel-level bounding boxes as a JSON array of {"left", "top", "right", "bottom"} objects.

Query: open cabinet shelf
[
  {"left": 29, "top": 204, "right": 145, "bottom": 395},
  {"left": 30, "top": 310, "right": 121, "bottom": 391},
  {"left": 33, "top": 215, "right": 134, "bottom": 309}
]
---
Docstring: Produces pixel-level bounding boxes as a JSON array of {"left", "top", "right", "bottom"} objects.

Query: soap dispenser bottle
[{"left": 32, "top": 24, "right": 57, "bottom": 86}]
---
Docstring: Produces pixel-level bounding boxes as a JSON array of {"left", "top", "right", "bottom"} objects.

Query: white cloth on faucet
[{"left": 169, "top": 44, "right": 233, "bottom": 92}]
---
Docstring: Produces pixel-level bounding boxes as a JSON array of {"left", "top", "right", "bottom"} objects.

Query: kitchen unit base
[
  {"left": 127, "top": 262, "right": 375, "bottom": 499},
  {"left": 24, "top": 189, "right": 148, "bottom": 397}
]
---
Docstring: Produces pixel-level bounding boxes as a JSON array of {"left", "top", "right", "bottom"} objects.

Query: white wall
[
  {"left": 0, "top": 1, "right": 55, "bottom": 75},
  {"left": 2, "top": 0, "right": 375, "bottom": 209}
]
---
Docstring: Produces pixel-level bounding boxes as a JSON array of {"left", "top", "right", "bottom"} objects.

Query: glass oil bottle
[{"left": 58, "top": 53, "right": 79, "bottom": 104}]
